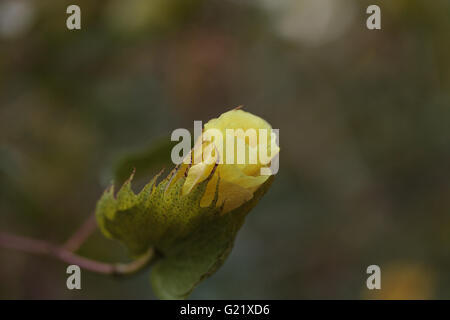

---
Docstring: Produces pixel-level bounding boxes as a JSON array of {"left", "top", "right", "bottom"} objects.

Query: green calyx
[{"left": 95, "top": 165, "right": 274, "bottom": 299}]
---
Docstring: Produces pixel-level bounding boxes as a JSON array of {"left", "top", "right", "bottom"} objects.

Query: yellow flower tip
[{"left": 182, "top": 109, "right": 279, "bottom": 213}]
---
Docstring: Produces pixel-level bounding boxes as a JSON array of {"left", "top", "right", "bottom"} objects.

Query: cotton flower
[
  {"left": 96, "top": 108, "right": 279, "bottom": 299},
  {"left": 181, "top": 109, "right": 279, "bottom": 213}
]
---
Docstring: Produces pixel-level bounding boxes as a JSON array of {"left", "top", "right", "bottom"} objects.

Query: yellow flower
[
  {"left": 96, "top": 108, "right": 279, "bottom": 298},
  {"left": 181, "top": 108, "right": 279, "bottom": 213}
]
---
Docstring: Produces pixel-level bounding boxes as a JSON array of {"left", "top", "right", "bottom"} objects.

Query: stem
[
  {"left": 0, "top": 232, "right": 155, "bottom": 276},
  {"left": 63, "top": 213, "right": 97, "bottom": 252}
]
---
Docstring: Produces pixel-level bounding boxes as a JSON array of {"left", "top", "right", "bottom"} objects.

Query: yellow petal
[{"left": 183, "top": 108, "right": 279, "bottom": 214}]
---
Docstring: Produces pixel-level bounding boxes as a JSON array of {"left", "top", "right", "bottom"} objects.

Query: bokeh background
[{"left": 1, "top": 0, "right": 450, "bottom": 299}]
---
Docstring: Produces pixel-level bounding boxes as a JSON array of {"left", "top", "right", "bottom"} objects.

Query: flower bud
[{"left": 95, "top": 108, "right": 279, "bottom": 299}]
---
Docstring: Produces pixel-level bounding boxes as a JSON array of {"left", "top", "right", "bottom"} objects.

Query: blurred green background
[{"left": 1, "top": 0, "right": 450, "bottom": 299}]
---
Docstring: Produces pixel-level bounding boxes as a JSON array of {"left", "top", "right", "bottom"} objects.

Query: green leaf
[{"left": 95, "top": 166, "right": 274, "bottom": 299}]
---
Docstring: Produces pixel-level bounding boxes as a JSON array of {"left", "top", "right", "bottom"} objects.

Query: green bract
[{"left": 95, "top": 165, "right": 274, "bottom": 299}]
